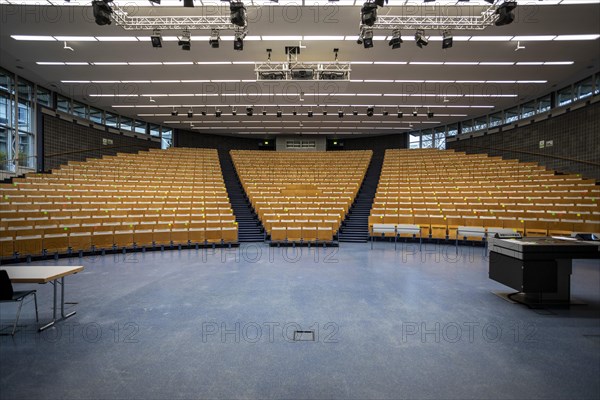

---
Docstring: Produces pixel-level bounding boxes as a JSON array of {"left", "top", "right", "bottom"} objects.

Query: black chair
[{"left": 0, "top": 270, "right": 39, "bottom": 336}]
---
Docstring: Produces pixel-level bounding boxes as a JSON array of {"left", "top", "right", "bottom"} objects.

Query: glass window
[
  {"left": 0, "top": 126, "right": 10, "bottom": 169},
  {"left": 521, "top": 101, "right": 536, "bottom": 119},
  {"left": 409, "top": 133, "right": 420, "bottom": 149},
  {"left": 57, "top": 95, "right": 70, "bottom": 113},
  {"left": 434, "top": 127, "right": 446, "bottom": 149},
  {"left": 595, "top": 73, "right": 600, "bottom": 95},
  {"left": 421, "top": 129, "right": 433, "bottom": 149},
  {"left": 134, "top": 120, "right": 146, "bottom": 134},
  {"left": 557, "top": 86, "right": 573, "bottom": 106},
  {"left": 473, "top": 117, "right": 487, "bottom": 131},
  {"left": 461, "top": 120, "right": 473, "bottom": 133},
  {"left": 0, "top": 95, "right": 13, "bottom": 127},
  {"left": 120, "top": 116, "right": 133, "bottom": 131},
  {"left": 505, "top": 107, "right": 519, "bottom": 123},
  {"left": 105, "top": 112, "right": 118, "bottom": 128},
  {"left": 17, "top": 99, "right": 32, "bottom": 133},
  {"left": 89, "top": 107, "right": 103, "bottom": 124},
  {"left": 18, "top": 132, "right": 34, "bottom": 168},
  {"left": 538, "top": 95, "right": 551, "bottom": 114},
  {"left": 575, "top": 77, "right": 593, "bottom": 100},
  {"left": 149, "top": 124, "right": 160, "bottom": 137},
  {"left": 447, "top": 123, "right": 458, "bottom": 137},
  {"left": 72, "top": 101, "right": 87, "bottom": 119},
  {"left": 489, "top": 111, "right": 503, "bottom": 128},
  {"left": 0, "top": 69, "right": 14, "bottom": 94},
  {"left": 17, "top": 79, "right": 33, "bottom": 101},
  {"left": 36, "top": 86, "right": 52, "bottom": 107},
  {"left": 161, "top": 128, "right": 172, "bottom": 149}
]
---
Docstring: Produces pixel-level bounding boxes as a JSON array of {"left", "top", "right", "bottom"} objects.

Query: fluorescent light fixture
[
  {"left": 444, "top": 62, "right": 478, "bottom": 65},
  {"left": 150, "top": 80, "right": 181, "bottom": 83},
  {"left": 163, "top": 62, "right": 194, "bottom": 65},
  {"left": 61, "top": 80, "right": 90, "bottom": 83},
  {"left": 304, "top": 36, "right": 345, "bottom": 41},
  {"left": 554, "top": 34, "right": 600, "bottom": 41},
  {"left": 512, "top": 35, "right": 556, "bottom": 41},
  {"left": 410, "top": 62, "right": 444, "bottom": 65},
  {"left": 54, "top": 36, "right": 97, "bottom": 41},
  {"left": 128, "top": 62, "right": 163, "bottom": 65},
  {"left": 261, "top": 36, "right": 303, "bottom": 41},
  {"left": 543, "top": 61, "right": 574, "bottom": 65},
  {"left": 95, "top": 36, "right": 139, "bottom": 42},
  {"left": 479, "top": 62, "right": 514, "bottom": 65},
  {"left": 516, "top": 62, "right": 544, "bottom": 65},
  {"left": 37, "top": 62, "right": 65, "bottom": 65},
  {"left": 11, "top": 35, "right": 56, "bottom": 41},
  {"left": 469, "top": 36, "right": 513, "bottom": 41},
  {"left": 196, "top": 61, "right": 232, "bottom": 65},
  {"left": 93, "top": 62, "right": 128, "bottom": 65},
  {"left": 64, "top": 62, "right": 89, "bottom": 65}
]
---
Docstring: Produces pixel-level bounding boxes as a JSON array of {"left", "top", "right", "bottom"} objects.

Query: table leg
[{"left": 39, "top": 277, "right": 77, "bottom": 331}]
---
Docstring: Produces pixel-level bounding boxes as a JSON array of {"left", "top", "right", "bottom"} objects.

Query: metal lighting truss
[
  {"left": 254, "top": 61, "right": 351, "bottom": 81},
  {"left": 110, "top": 4, "right": 241, "bottom": 31},
  {"left": 360, "top": 4, "right": 498, "bottom": 32}
]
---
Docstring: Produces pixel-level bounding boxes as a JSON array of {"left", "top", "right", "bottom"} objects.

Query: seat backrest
[{"left": 0, "top": 270, "right": 14, "bottom": 300}]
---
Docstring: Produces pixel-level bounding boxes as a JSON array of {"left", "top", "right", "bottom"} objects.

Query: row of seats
[
  {"left": 370, "top": 149, "right": 600, "bottom": 240},
  {"left": 0, "top": 223, "right": 237, "bottom": 259},
  {"left": 1, "top": 148, "right": 238, "bottom": 259},
  {"left": 231, "top": 150, "right": 372, "bottom": 242}
]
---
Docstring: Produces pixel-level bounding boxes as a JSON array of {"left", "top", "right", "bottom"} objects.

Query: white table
[{"left": 1, "top": 266, "right": 84, "bottom": 331}]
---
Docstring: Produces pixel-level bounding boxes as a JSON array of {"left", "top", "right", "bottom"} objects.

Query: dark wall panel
[
  {"left": 175, "top": 130, "right": 261, "bottom": 151},
  {"left": 447, "top": 101, "right": 600, "bottom": 181},
  {"left": 329, "top": 134, "right": 407, "bottom": 155},
  {"left": 42, "top": 114, "right": 160, "bottom": 171}
]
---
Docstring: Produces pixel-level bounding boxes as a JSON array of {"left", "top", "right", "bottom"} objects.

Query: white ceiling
[{"left": 1, "top": 1, "right": 599, "bottom": 137}]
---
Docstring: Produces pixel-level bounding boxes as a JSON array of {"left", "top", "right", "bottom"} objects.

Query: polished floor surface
[{"left": 1, "top": 243, "right": 599, "bottom": 400}]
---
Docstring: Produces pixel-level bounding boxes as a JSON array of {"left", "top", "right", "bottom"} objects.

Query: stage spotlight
[
  {"left": 230, "top": 2, "right": 246, "bottom": 27},
  {"left": 361, "top": 2, "right": 378, "bottom": 26},
  {"left": 149, "top": 0, "right": 160, "bottom": 3},
  {"left": 495, "top": 1, "right": 517, "bottom": 26},
  {"left": 427, "top": 111, "right": 434, "bottom": 118},
  {"left": 412, "top": 109, "right": 418, "bottom": 117},
  {"left": 171, "top": 108, "right": 178, "bottom": 116},
  {"left": 382, "top": 110, "right": 389, "bottom": 116},
  {"left": 353, "top": 110, "right": 358, "bottom": 116},
  {"left": 374, "top": 0, "right": 386, "bottom": 6},
  {"left": 292, "top": 109, "right": 297, "bottom": 116},
  {"left": 322, "top": 109, "right": 328, "bottom": 116},
  {"left": 415, "top": 29, "right": 428, "bottom": 48},
  {"left": 187, "top": 109, "right": 193, "bottom": 118},
  {"left": 308, "top": 109, "right": 313, "bottom": 117},
  {"left": 92, "top": 0, "right": 113, "bottom": 26},
  {"left": 277, "top": 108, "right": 282, "bottom": 118},
  {"left": 338, "top": 110, "right": 344, "bottom": 118},
  {"left": 151, "top": 29, "right": 162, "bottom": 48},
  {"left": 367, "top": 106, "right": 374, "bottom": 117},
  {"left": 178, "top": 30, "right": 191, "bottom": 51},
  {"left": 388, "top": 29, "right": 402, "bottom": 49},
  {"left": 209, "top": 29, "right": 220, "bottom": 48},
  {"left": 361, "top": 28, "right": 374, "bottom": 49},
  {"left": 442, "top": 30, "right": 453, "bottom": 49},
  {"left": 215, "top": 109, "right": 222, "bottom": 117},
  {"left": 246, "top": 107, "right": 253, "bottom": 116},
  {"left": 201, "top": 110, "right": 207, "bottom": 116},
  {"left": 234, "top": 37, "right": 243, "bottom": 51},
  {"left": 232, "top": 107, "right": 237, "bottom": 116},
  {"left": 262, "top": 107, "right": 267, "bottom": 116},
  {"left": 397, "top": 111, "right": 403, "bottom": 118},
  {"left": 183, "top": 0, "right": 194, "bottom": 7}
]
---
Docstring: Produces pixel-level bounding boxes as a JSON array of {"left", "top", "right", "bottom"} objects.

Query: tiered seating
[
  {"left": 0, "top": 148, "right": 237, "bottom": 259},
  {"left": 369, "top": 149, "right": 600, "bottom": 242},
  {"left": 231, "top": 150, "right": 372, "bottom": 244}
]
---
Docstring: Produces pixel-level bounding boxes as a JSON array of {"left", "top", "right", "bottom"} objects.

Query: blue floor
[{"left": 1, "top": 243, "right": 599, "bottom": 400}]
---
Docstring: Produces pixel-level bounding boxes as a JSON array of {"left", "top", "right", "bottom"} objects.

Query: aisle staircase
[
  {"left": 338, "top": 151, "right": 385, "bottom": 243},
  {"left": 219, "top": 151, "right": 265, "bottom": 242}
]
